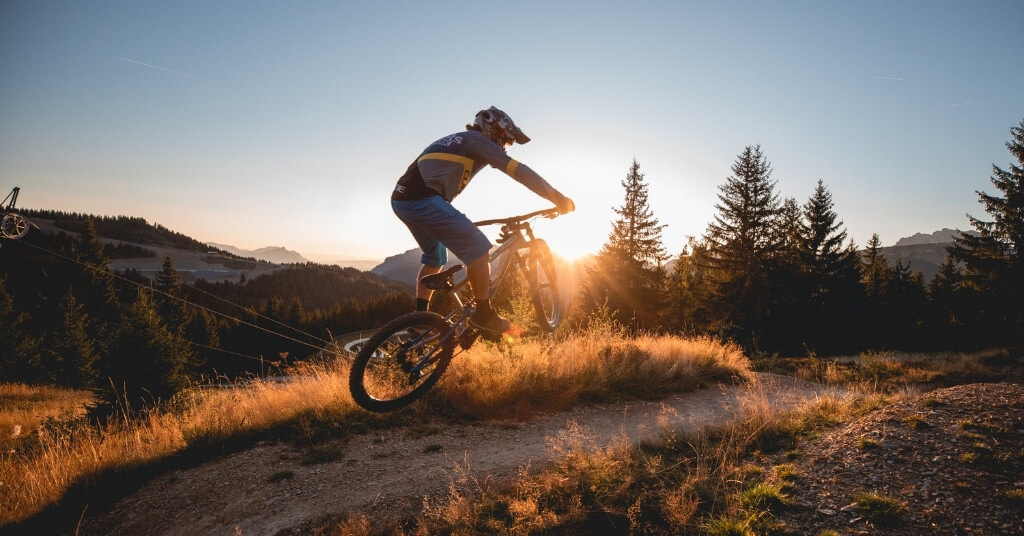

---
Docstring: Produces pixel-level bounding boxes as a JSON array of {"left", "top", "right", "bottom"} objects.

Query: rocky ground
[{"left": 777, "top": 382, "right": 1024, "bottom": 535}]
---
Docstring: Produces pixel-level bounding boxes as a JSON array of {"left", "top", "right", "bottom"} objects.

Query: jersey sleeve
[{"left": 466, "top": 131, "right": 563, "bottom": 204}]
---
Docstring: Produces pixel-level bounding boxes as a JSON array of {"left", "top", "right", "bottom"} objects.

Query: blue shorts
[{"left": 391, "top": 197, "right": 492, "bottom": 267}]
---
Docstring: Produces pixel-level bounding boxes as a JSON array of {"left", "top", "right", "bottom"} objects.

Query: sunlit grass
[
  {"left": 0, "top": 362, "right": 359, "bottom": 526},
  {"left": 0, "top": 383, "right": 93, "bottom": 453},
  {"left": 439, "top": 325, "right": 750, "bottom": 419},
  {"left": 0, "top": 326, "right": 750, "bottom": 528}
]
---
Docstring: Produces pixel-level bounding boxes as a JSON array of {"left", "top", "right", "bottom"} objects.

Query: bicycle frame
[
  {"left": 443, "top": 217, "right": 543, "bottom": 313},
  {"left": 420, "top": 208, "right": 556, "bottom": 350}
]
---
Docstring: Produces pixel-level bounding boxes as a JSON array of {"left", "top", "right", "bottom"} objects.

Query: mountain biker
[{"left": 391, "top": 106, "right": 575, "bottom": 335}]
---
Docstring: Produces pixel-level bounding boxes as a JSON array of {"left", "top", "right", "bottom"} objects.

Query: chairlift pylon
[{"left": 1, "top": 187, "right": 38, "bottom": 241}]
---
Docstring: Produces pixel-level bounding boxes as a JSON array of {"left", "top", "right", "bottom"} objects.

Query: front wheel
[
  {"left": 525, "top": 239, "right": 561, "bottom": 331},
  {"left": 348, "top": 311, "right": 455, "bottom": 412}
]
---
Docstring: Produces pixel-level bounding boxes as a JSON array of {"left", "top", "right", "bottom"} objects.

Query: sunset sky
[{"left": 2, "top": 1, "right": 1022, "bottom": 264}]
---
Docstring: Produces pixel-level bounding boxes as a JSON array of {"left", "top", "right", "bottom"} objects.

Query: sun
[{"left": 534, "top": 214, "right": 602, "bottom": 263}]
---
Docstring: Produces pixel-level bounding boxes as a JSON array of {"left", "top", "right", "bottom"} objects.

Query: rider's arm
[
  {"left": 505, "top": 160, "right": 574, "bottom": 212},
  {"left": 469, "top": 131, "right": 573, "bottom": 211},
  {"left": 504, "top": 159, "right": 558, "bottom": 201}
]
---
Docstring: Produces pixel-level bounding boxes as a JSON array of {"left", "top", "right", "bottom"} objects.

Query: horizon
[{"left": 2, "top": 2, "right": 1022, "bottom": 263}]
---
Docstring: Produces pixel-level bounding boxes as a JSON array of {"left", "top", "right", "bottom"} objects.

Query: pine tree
[
  {"left": 581, "top": 159, "right": 668, "bottom": 329},
  {"left": 45, "top": 289, "right": 99, "bottom": 388},
  {"left": 949, "top": 117, "right": 1024, "bottom": 345},
  {"left": 96, "top": 290, "right": 194, "bottom": 415},
  {"left": 796, "top": 181, "right": 862, "bottom": 352},
  {"left": 153, "top": 255, "right": 190, "bottom": 334},
  {"left": 662, "top": 237, "right": 714, "bottom": 333},
  {"left": 0, "top": 276, "right": 40, "bottom": 382},
  {"left": 73, "top": 217, "right": 121, "bottom": 336},
  {"left": 694, "top": 145, "right": 782, "bottom": 345},
  {"left": 927, "top": 256, "right": 966, "bottom": 348},
  {"left": 861, "top": 234, "right": 890, "bottom": 301}
]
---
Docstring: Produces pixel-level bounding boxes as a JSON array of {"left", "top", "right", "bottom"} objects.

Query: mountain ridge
[{"left": 206, "top": 242, "right": 309, "bottom": 264}]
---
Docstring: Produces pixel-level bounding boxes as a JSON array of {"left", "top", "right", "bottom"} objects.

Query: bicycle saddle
[{"left": 420, "top": 264, "right": 464, "bottom": 290}]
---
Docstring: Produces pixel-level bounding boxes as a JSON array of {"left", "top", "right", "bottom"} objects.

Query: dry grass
[
  {"left": 0, "top": 362, "right": 360, "bottom": 527},
  {"left": 0, "top": 327, "right": 749, "bottom": 529},
  {"left": 439, "top": 325, "right": 751, "bottom": 419},
  {"left": 0, "top": 383, "right": 93, "bottom": 452},
  {"left": 756, "top": 348, "right": 1015, "bottom": 392},
  {"left": 394, "top": 385, "right": 883, "bottom": 536}
]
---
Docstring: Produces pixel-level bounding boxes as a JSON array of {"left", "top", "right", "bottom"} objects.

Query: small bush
[
  {"left": 853, "top": 492, "right": 905, "bottom": 527},
  {"left": 741, "top": 483, "right": 790, "bottom": 513},
  {"left": 300, "top": 442, "right": 346, "bottom": 465},
  {"left": 267, "top": 470, "right": 294, "bottom": 483},
  {"left": 921, "top": 396, "right": 943, "bottom": 408},
  {"left": 775, "top": 465, "right": 798, "bottom": 482},
  {"left": 857, "top": 436, "right": 881, "bottom": 450},
  {"left": 1006, "top": 489, "right": 1024, "bottom": 507},
  {"left": 958, "top": 452, "right": 979, "bottom": 464},
  {"left": 902, "top": 414, "right": 928, "bottom": 429}
]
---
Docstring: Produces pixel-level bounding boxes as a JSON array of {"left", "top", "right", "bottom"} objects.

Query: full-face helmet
[{"left": 472, "top": 106, "right": 530, "bottom": 147}]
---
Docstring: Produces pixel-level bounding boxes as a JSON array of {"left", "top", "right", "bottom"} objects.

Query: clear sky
[{"left": 2, "top": 1, "right": 1022, "bottom": 263}]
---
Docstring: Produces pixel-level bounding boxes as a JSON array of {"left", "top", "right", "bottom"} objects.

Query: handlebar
[{"left": 474, "top": 207, "right": 561, "bottom": 227}]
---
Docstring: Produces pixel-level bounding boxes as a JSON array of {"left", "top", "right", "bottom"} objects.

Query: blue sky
[{"left": 1, "top": 1, "right": 1022, "bottom": 263}]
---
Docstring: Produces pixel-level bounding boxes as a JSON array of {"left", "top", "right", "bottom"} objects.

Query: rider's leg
[
  {"left": 467, "top": 255, "right": 511, "bottom": 334},
  {"left": 467, "top": 255, "right": 489, "bottom": 302}
]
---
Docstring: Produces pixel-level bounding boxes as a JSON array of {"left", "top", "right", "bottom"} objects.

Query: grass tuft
[
  {"left": 1006, "top": 489, "right": 1024, "bottom": 507},
  {"left": 853, "top": 492, "right": 905, "bottom": 527},
  {"left": 267, "top": 470, "right": 294, "bottom": 483},
  {"left": 300, "top": 442, "right": 346, "bottom": 466},
  {"left": 740, "top": 482, "right": 790, "bottom": 513},
  {"left": 857, "top": 436, "right": 881, "bottom": 450}
]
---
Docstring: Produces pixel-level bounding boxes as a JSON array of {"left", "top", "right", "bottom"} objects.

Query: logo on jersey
[{"left": 436, "top": 134, "right": 463, "bottom": 147}]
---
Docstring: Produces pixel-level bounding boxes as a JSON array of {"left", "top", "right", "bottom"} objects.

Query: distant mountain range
[
  {"left": 879, "top": 228, "right": 978, "bottom": 282},
  {"left": 892, "top": 228, "right": 967, "bottom": 247},
  {"left": 371, "top": 249, "right": 446, "bottom": 287},
  {"left": 329, "top": 259, "right": 382, "bottom": 271},
  {"left": 206, "top": 243, "right": 309, "bottom": 264}
]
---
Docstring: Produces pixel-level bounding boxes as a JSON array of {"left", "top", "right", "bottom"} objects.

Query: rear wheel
[
  {"left": 348, "top": 311, "right": 455, "bottom": 412},
  {"left": 525, "top": 239, "right": 561, "bottom": 331}
]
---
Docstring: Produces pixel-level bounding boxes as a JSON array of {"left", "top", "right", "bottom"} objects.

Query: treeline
[
  {"left": 573, "top": 119, "right": 1024, "bottom": 356},
  {"left": 21, "top": 209, "right": 215, "bottom": 252},
  {"left": 0, "top": 219, "right": 412, "bottom": 416}
]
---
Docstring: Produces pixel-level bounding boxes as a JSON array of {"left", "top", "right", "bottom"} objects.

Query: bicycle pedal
[{"left": 459, "top": 329, "right": 480, "bottom": 349}]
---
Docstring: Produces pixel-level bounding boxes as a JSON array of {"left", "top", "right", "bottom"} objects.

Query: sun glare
[{"left": 536, "top": 214, "right": 602, "bottom": 262}]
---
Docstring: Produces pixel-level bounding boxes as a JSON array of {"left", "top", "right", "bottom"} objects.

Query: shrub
[{"left": 853, "top": 492, "right": 905, "bottom": 527}]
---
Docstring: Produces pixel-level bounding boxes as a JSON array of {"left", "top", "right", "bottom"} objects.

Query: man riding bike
[{"left": 391, "top": 106, "right": 575, "bottom": 335}]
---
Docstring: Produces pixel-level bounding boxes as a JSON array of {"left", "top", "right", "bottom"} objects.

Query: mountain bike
[{"left": 349, "top": 207, "right": 563, "bottom": 412}]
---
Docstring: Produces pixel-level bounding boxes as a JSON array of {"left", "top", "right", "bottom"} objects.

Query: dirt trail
[{"left": 78, "top": 373, "right": 843, "bottom": 536}]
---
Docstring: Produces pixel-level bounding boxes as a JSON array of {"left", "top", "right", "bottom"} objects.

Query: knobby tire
[
  {"left": 526, "top": 239, "right": 561, "bottom": 331},
  {"left": 348, "top": 311, "right": 455, "bottom": 412}
]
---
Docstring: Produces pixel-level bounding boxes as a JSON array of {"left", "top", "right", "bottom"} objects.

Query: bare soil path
[{"left": 78, "top": 373, "right": 843, "bottom": 536}]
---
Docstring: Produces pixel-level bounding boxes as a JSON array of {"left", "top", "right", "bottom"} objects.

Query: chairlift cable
[
  {"left": 9, "top": 239, "right": 330, "bottom": 353},
  {"left": 179, "top": 280, "right": 332, "bottom": 345}
]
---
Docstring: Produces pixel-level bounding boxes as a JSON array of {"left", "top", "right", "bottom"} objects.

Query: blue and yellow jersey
[{"left": 393, "top": 130, "right": 557, "bottom": 203}]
